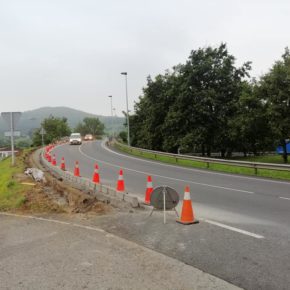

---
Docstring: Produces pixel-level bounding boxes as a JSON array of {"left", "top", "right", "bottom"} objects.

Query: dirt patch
[{"left": 12, "top": 150, "right": 111, "bottom": 215}]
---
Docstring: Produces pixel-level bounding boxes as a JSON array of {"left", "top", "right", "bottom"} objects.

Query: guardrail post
[
  {"left": 175, "top": 157, "right": 178, "bottom": 163},
  {"left": 205, "top": 160, "right": 209, "bottom": 169},
  {"left": 254, "top": 164, "right": 258, "bottom": 175},
  {"left": 154, "top": 154, "right": 157, "bottom": 159}
]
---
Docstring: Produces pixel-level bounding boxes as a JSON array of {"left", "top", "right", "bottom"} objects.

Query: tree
[
  {"left": 75, "top": 117, "right": 104, "bottom": 136},
  {"left": 131, "top": 43, "right": 251, "bottom": 156},
  {"left": 229, "top": 81, "right": 272, "bottom": 156},
  {"left": 119, "top": 131, "right": 127, "bottom": 143},
  {"left": 257, "top": 48, "right": 290, "bottom": 162},
  {"left": 33, "top": 116, "right": 71, "bottom": 146}
]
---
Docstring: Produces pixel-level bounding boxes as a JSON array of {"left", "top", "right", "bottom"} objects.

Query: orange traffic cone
[
  {"left": 176, "top": 186, "right": 199, "bottom": 225},
  {"left": 116, "top": 169, "right": 125, "bottom": 192},
  {"left": 92, "top": 164, "right": 100, "bottom": 183},
  {"left": 144, "top": 175, "right": 153, "bottom": 204},
  {"left": 74, "top": 161, "right": 80, "bottom": 177},
  {"left": 52, "top": 154, "right": 57, "bottom": 166},
  {"left": 60, "top": 157, "right": 66, "bottom": 171}
]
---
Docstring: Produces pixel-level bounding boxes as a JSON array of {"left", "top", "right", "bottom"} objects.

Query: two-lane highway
[
  {"left": 52, "top": 140, "right": 290, "bottom": 289},
  {"left": 54, "top": 140, "right": 290, "bottom": 230}
]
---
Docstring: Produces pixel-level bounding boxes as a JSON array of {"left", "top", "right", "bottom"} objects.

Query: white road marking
[
  {"left": 0, "top": 212, "right": 265, "bottom": 240},
  {"left": 100, "top": 141, "right": 290, "bottom": 186},
  {"left": 202, "top": 219, "right": 265, "bottom": 239},
  {"left": 78, "top": 143, "right": 254, "bottom": 194},
  {"left": 279, "top": 196, "right": 290, "bottom": 201},
  {"left": 0, "top": 212, "right": 105, "bottom": 232}
]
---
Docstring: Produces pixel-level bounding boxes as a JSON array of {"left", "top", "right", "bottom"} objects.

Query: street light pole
[
  {"left": 108, "top": 95, "right": 113, "bottom": 137},
  {"left": 121, "top": 72, "right": 130, "bottom": 146}
]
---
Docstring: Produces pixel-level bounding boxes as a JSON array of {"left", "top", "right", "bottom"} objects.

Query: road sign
[
  {"left": 150, "top": 186, "right": 179, "bottom": 224},
  {"left": 0, "top": 112, "right": 22, "bottom": 166},
  {"left": 150, "top": 186, "right": 179, "bottom": 210},
  {"left": 4, "top": 131, "right": 21, "bottom": 137},
  {"left": 1, "top": 112, "right": 22, "bottom": 128},
  {"left": 40, "top": 127, "right": 46, "bottom": 135}
]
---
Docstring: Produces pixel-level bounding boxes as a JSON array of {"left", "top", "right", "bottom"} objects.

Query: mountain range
[{"left": 0, "top": 107, "right": 125, "bottom": 136}]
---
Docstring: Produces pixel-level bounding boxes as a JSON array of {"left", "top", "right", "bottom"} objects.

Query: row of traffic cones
[{"left": 46, "top": 153, "right": 197, "bottom": 225}]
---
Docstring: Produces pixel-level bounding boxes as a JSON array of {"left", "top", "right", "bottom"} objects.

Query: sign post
[
  {"left": 149, "top": 186, "right": 179, "bottom": 224},
  {"left": 40, "top": 127, "right": 46, "bottom": 146},
  {"left": 1, "top": 112, "right": 22, "bottom": 166}
]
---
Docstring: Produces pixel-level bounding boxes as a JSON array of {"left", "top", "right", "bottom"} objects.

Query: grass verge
[
  {"left": 0, "top": 149, "right": 34, "bottom": 210},
  {"left": 114, "top": 143, "right": 290, "bottom": 181}
]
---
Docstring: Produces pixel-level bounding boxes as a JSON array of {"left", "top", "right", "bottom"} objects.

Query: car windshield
[{"left": 71, "top": 133, "right": 81, "bottom": 138}]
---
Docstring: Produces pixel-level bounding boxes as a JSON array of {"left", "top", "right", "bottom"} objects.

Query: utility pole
[{"left": 121, "top": 72, "right": 130, "bottom": 146}]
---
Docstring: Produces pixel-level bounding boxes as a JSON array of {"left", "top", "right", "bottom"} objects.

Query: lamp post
[
  {"left": 121, "top": 72, "right": 130, "bottom": 146},
  {"left": 108, "top": 95, "right": 113, "bottom": 137}
]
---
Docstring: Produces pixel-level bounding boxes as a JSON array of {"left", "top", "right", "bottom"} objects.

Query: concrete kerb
[{"left": 38, "top": 147, "right": 142, "bottom": 209}]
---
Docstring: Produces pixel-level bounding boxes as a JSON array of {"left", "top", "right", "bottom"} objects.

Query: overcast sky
[{"left": 0, "top": 0, "right": 289, "bottom": 116}]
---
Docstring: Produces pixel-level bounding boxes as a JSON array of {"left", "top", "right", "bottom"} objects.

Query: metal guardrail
[
  {"left": 115, "top": 141, "right": 290, "bottom": 174},
  {"left": 39, "top": 148, "right": 140, "bottom": 208}
]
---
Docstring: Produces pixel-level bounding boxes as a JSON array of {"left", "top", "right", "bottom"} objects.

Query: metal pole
[
  {"left": 108, "top": 96, "right": 113, "bottom": 137},
  {"left": 125, "top": 74, "right": 130, "bottom": 146},
  {"left": 41, "top": 127, "right": 44, "bottom": 147},
  {"left": 10, "top": 112, "right": 15, "bottom": 166},
  {"left": 121, "top": 72, "right": 130, "bottom": 146},
  {"left": 163, "top": 187, "right": 166, "bottom": 224}
]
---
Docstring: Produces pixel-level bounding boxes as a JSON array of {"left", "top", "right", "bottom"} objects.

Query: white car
[
  {"left": 84, "top": 134, "right": 93, "bottom": 141},
  {"left": 69, "top": 133, "right": 82, "bottom": 145}
]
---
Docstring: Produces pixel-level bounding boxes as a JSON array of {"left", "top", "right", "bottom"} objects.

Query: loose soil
[{"left": 11, "top": 149, "right": 111, "bottom": 216}]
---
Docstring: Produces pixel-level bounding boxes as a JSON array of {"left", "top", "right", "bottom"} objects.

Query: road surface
[
  {"left": 52, "top": 140, "right": 290, "bottom": 290},
  {"left": 1, "top": 213, "right": 240, "bottom": 290}
]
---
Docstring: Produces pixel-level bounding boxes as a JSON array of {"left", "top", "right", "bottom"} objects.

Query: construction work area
[{"left": 0, "top": 145, "right": 242, "bottom": 290}]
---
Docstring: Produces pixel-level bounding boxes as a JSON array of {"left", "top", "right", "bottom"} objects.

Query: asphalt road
[
  {"left": 52, "top": 140, "right": 290, "bottom": 290},
  {"left": 0, "top": 213, "right": 240, "bottom": 290}
]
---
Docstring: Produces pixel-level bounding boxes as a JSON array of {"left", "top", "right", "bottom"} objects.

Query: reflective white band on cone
[{"left": 184, "top": 191, "right": 191, "bottom": 200}]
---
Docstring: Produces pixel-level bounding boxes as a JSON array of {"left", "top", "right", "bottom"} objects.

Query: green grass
[
  {"left": 0, "top": 151, "right": 31, "bottom": 210},
  {"left": 233, "top": 155, "right": 285, "bottom": 164},
  {"left": 115, "top": 143, "right": 290, "bottom": 181}
]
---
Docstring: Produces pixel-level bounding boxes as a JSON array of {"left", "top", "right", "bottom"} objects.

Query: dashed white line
[
  {"left": 78, "top": 143, "right": 254, "bottom": 194},
  {"left": 100, "top": 140, "right": 290, "bottom": 186},
  {"left": 202, "top": 219, "right": 265, "bottom": 239},
  {"left": 279, "top": 197, "right": 290, "bottom": 201}
]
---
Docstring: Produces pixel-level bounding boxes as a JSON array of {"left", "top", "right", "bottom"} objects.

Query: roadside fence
[{"left": 114, "top": 141, "right": 290, "bottom": 175}]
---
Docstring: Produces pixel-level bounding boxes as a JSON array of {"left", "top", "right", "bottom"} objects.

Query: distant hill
[{"left": 0, "top": 107, "right": 125, "bottom": 137}]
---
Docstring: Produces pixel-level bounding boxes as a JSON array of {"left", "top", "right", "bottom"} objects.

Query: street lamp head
[
  {"left": 121, "top": 72, "right": 127, "bottom": 75},
  {"left": 108, "top": 95, "right": 112, "bottom": 98}
]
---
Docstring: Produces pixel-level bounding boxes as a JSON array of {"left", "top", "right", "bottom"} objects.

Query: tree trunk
[
  {"left": 282, "top": 140, "right": 288, "bottom": 163},
  {"left": 201, "top": 144, "right": 205, "bottom": 157},
  {"left": 221, "top": 149, "right": 226, "bottom": 158},
  {"left": 206, "top": 147, "right": 211, "bottom": 157}
]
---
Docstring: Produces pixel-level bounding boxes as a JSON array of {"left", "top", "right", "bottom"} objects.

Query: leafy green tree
[
  {"left": 33, "top": 116, "right": 71, "bottom": 146},
  {"left": 131, "top": 44, "right": 251, "bottom": 155},
  {"left": 229, "top": 82, "right": 272, "bottom": 156},
  {"left": 16, "top": 137, "right": 32, "bottom": 148},
  {"left": 118, "top": 131, "right": 127, "bottom": 143},
  {"left": 256, "top": 48, "right": 290, "bottom": 162},
  {"left": 75, "top": 117, "right": 104, "bottom": 136}
]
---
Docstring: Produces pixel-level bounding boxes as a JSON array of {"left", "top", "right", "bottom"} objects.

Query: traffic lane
[
  {"left": 52, "top": 143, "right": 290, "bottom": 233},
  {"left": 78, "top": 142, "right": 290, "bottom": 227},
  {"left": 68, "top": 140, "right": 290, "bottom": 201},
  {"left": 93, "top": 140, "right": 290, "bottom": 199},
  {"left": 50, "top": 143, "right": 290, "bottom": 289}
]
